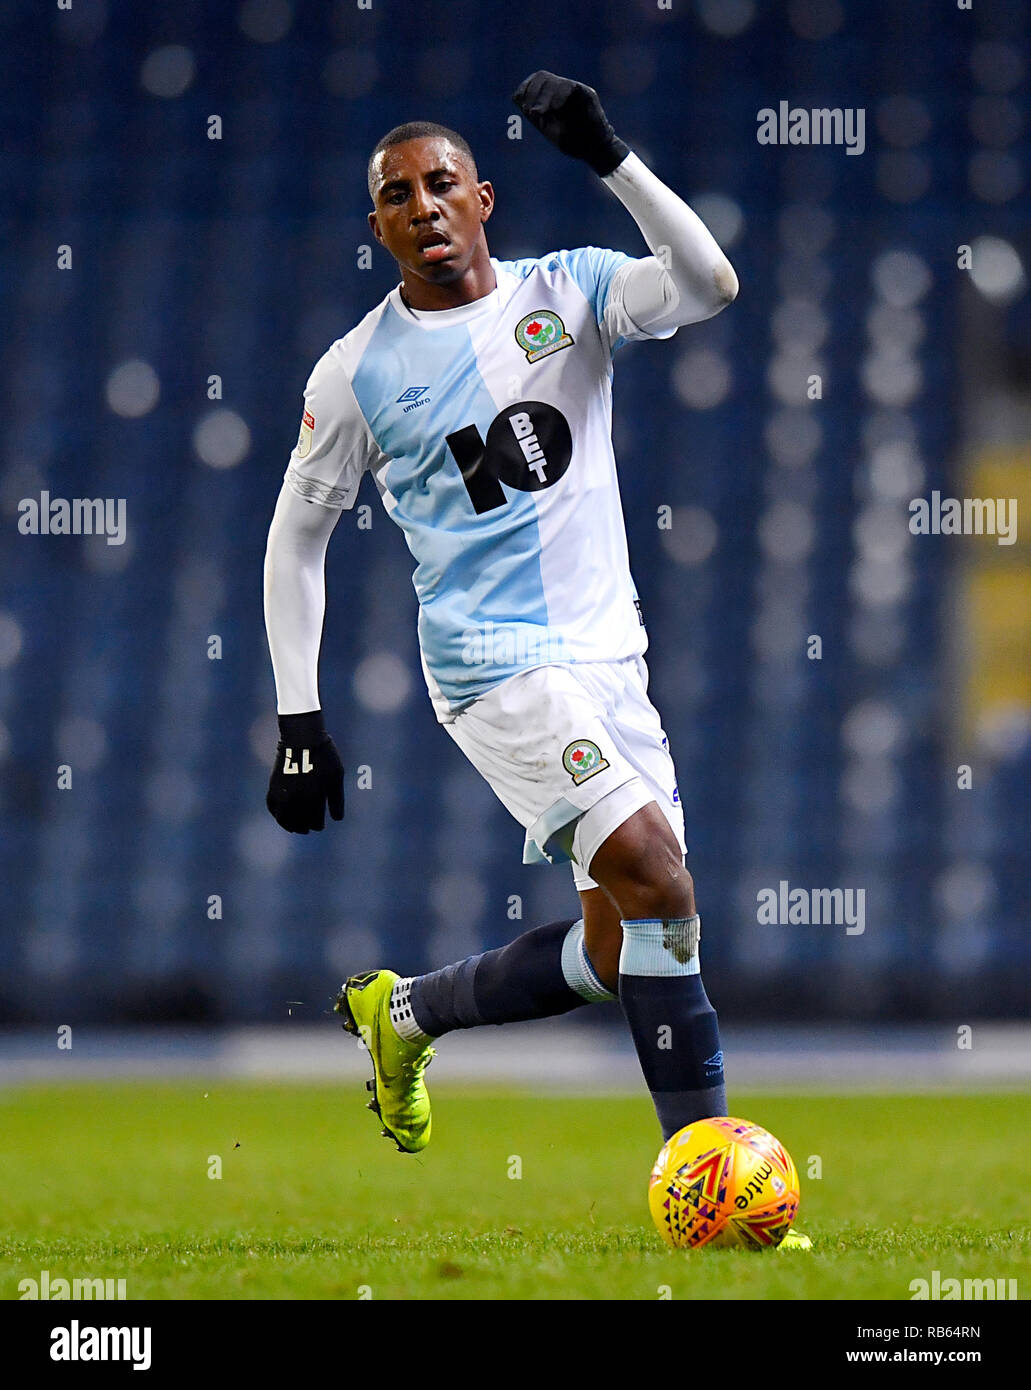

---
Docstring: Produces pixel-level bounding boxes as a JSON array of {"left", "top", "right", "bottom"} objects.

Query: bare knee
[
  {"left": 619, "top": 857, "right": 695, "bottom": 921},
  {"left": 588, "top": 805, "right": 696, "bottom": 922}
]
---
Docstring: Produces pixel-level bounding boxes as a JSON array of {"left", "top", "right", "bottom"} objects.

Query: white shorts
[{"left": 442, "top": 655, "right": 686, "bottom": 891}]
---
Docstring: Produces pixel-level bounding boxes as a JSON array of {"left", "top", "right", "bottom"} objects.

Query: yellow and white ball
[{"left": 648, "top": 1116, "right": 800, "bottom": 1249}]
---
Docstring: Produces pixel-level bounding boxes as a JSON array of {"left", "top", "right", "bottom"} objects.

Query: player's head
[
  {"left": 367, "top": 122, "right": 478, "bottom": 200},
  {"left": 367, "top": 122, "right": 494, "bottom": 286}
]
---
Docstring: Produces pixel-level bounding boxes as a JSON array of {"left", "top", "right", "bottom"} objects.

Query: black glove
[
  {"left": 266, "top": 710, "right": 345, "bottom": 834},
  {"left": 513, "top": 70, "right": 629, "bottom": 176}
]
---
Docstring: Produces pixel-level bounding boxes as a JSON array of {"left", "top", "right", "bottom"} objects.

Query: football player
[{"left": 265, "top": 77, "right": 804, "bottom": 1250}]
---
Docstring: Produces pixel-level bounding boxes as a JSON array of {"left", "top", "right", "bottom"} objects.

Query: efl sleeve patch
[
  {"left": 284, "top": 353, "right": 375, "bottom": 511},
  {"left": 295, "top": 408, "right": 315, "bottom": 458}
]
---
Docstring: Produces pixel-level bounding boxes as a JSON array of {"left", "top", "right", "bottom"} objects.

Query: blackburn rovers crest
[
  {"left": 515, "top": 310, "right": 574, "bottom": 363},
  {"left": 562, "top": 739, "right": 609, "bottom": 784}
]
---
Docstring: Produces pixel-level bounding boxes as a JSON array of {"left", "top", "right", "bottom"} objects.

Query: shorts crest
[{"left": 562, "top": 739, "right": 609, "bottom": 784}]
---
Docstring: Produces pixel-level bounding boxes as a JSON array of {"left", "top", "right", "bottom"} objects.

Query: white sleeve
[
  {"left": 263, "top": 483, "right": 342, "bottom": 715},
  {"left": 600, "top": 152, "right": 739, "bottom": 343},
  {"left": 283, "top": 349, "right": 375, "bottom": 510},
  {"left": 265, "top": 349, "right": 378, "bottom": 715}
]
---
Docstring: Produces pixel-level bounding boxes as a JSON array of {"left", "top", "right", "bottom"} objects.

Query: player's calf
[
  {"left": 390, "top": 917, "right": 615, "bottom": 1046},
  {"left": 587, "top": 804, "right": 727, "bottom": 1142}
]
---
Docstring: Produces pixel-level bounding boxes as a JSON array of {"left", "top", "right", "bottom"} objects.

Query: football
[{"left": 649, "top": 1116, "right": 801, "bottom": 1249}]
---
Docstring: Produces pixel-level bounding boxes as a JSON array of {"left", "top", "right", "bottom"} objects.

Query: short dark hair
[{"left": 367, "top": 121, "right": 478, "bottom": 199}]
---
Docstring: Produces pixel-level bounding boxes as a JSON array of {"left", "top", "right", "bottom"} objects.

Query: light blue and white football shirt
[{"left": 283, "top": 247, "right": 675, "bottom": 723}]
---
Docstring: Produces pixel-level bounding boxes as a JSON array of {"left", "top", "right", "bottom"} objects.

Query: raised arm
[
  {"left": 513, "top": 70, "right": 738, "bottom": 335},
  {"left": 602, "top": 152, "right": 738, "bottom": 331}
]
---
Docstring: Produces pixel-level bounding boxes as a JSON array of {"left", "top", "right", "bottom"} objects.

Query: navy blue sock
[
  {"left": 397, "top": 918, "right": 615, "bottom": 1039},
  {"left": 618, "top": 916, "right": 728, "bottom": 1141}
]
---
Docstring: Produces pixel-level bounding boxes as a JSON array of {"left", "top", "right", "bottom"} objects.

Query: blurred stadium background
[{"left": 1, "top": 0, "right": 1028, "bottom": 1072}]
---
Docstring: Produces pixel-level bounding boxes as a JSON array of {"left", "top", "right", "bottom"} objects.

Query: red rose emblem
[
  {"left": 526, "top": 320, "right": 542, "bottom": 336},
  {"left": 571, "top": 749, "right": 584, "bottom": 762}
]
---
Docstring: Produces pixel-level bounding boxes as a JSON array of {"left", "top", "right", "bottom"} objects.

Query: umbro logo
[
  {"left": 704, "top": 1050, "right": 724, "bottom": 1075},
  {"left": 397, "top": 386, "right": 431, "bottom": 413}
]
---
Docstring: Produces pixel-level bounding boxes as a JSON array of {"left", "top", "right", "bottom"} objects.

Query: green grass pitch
[{"left": 0, "top": 1084, "right": 1026, "bottom": 1300}]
